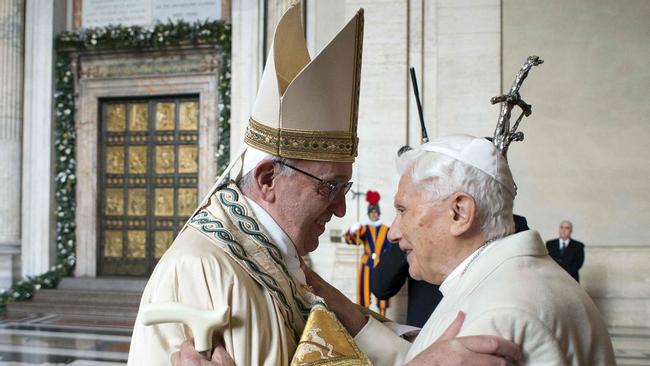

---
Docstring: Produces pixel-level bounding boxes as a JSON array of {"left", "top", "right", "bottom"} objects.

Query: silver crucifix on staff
[{"left": 491, "top": 55, "right": 544, "bottom": 158}]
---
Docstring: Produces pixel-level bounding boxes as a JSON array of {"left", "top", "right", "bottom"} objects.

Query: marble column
[
  {"left": 230, "top": 0, "right": 264, "bottom": 154},
  {"left": 21, "top": 0, "right": 54, "bottom": 277},
  {"left": 0, "top": 0, "right": 24, "bottom": 289}
]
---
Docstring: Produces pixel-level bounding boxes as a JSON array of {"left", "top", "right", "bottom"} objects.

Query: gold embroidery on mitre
[
  {"left": 291, "top": 304, "right": 371, "bottom": 366},
  {"left": 245, "top": 118, "right": 358, "bottom": 162}
]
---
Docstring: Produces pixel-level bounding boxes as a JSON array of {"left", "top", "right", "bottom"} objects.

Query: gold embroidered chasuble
[{"left": 128, "top": 183, "right": 369, "bottom": 365}]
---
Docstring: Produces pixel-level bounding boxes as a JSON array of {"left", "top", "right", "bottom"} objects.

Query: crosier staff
[
  {"left": 398, "top": 67, "right": 430, "bottom": 156},
  {"left": 491, "top": 55, "right": 544, "bottom": 157},
  {"left": 410, "top": 67, "right": 429, "bottom": 144}
]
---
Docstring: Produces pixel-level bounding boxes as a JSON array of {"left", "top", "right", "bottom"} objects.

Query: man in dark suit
[
  {"left": 513, "top": 214, "right": 529, "bottom": 234},
  {"left": 546, "top": 220, "right": 585, "bottom": 282}
]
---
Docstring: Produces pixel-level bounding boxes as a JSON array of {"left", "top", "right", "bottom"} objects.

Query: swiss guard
[{"left": 345, "top": 190, "right": 393, "bottom": 316}]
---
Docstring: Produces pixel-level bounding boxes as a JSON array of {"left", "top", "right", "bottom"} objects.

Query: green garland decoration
[{"left": 0, "top": 20, "right": 231, "bottom": 309}]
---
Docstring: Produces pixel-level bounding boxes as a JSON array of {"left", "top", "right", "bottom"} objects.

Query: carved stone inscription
[
  {"left": 80, "top": 52, "right": 219, "bottom": 79},
  {"left": 82, "top": 0, "right": 221, "bottom": 28},
  {"left": 82, "top": 0, "right": 149, "bottom": 27}
]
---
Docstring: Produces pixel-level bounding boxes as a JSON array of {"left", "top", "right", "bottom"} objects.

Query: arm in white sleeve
[
  {"left": 354, "top": 316, "right": 412, "bottom": 366},
  {"left": 460, "top": 308, "right": 564, "bottom": 366}
]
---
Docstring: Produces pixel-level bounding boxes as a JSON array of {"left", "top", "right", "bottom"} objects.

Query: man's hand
[
  {"left": 407, "top": 312, "right": 522, "bottom": 365},
  {"left": 170, "top": 337, "right": 234, "bottom": 366},
  {"left": 301, "top": 260, "right": 367, "bottom": 336}
]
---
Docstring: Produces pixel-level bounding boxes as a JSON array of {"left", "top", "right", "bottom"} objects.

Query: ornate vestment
[{"left": 129, "top": 183, "right": 369, "bottom": 365}]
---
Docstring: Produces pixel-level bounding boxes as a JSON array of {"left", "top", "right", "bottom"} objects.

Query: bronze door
[{"left": 99, "top": 97, "right": 200, "bottom": 276}]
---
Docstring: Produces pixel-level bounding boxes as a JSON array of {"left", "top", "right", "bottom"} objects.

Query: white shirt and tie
[{"left": 559, "top": 239, "right": 570, "bottom": 253}]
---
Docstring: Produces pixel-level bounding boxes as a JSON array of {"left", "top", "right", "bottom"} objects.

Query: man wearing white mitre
[
  {"left": 305, "top": 134, "right": 616, "bottom": 365},
  {"left": 129, "top": 5, "right": 521, "bottom": 366}
]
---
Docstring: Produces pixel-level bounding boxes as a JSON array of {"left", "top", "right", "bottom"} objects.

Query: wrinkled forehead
[{"left": 395, "top": 174, "right": 424, "bottom": 203}]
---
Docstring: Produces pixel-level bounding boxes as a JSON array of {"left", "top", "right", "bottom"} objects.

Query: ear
[
  {"left": 448, "top": 192, "right": 477, "bottom": 237},
  {"left": 253, "top": 160, "right": 278, "bottom": 203}
]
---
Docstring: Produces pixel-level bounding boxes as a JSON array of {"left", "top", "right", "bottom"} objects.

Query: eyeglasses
[{"left": 277, "top": 161, "right": 353, "bottom": 202}]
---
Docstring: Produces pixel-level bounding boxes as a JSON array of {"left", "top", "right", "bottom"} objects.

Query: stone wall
[
  {"left": 502, "top": 0, "right": 650, "bottom": 327},
  {"left": 582, "top": 247, "right": 650, "bottom": 327}
]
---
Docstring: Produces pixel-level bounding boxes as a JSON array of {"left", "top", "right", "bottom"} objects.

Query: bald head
[{"left": 559, "top": 220, "right": 573, "bottom": 240}]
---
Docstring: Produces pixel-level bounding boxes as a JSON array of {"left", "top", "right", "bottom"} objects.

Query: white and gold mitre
[{"left": 245, "top": 4, "right": 364, "bottom": 162}]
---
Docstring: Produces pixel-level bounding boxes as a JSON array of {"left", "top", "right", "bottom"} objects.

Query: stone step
[
  {"left": 32, "top": 288, "right": 142, "bottom": 306},
  {"left": 58, "top": 277, "right": 147, "bottom": 292},
  {"left": 6, "top": 301, "right": 138, "bottom": 320},
  {"left": 5, "top": 277, "right": 146, "bottom": 323}
]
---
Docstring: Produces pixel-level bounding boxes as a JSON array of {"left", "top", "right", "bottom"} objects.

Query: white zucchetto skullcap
[{"left": 420, "top": 134, "right": 516, "bottom": 197}]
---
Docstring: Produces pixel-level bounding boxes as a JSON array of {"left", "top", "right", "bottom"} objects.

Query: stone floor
[
  {"left": 0, "top": 312, "right": 648, "bottom": 365},
  {"left": 0, "top": 313, "right": 129, "bottom": 366}
]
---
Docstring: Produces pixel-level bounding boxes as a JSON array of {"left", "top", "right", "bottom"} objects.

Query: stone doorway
[
  {"left": 98, "top": 97, "right": 200, "bottom": 276},
  {"left": 72, "top": 45, "right": 222, "bottom": 278}
]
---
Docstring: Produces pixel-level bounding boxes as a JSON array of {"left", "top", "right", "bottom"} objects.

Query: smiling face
[
  {"left": 388, "top": 174, "right": 481, "bottom": 284},
  {"left": 271, "top": 160, "right": 352, "bottom": 256}
]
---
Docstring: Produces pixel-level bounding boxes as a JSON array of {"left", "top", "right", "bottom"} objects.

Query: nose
[
  {"left": 329, "top": 192, "right": 347, "bottom": 217},
  {"left": 388, "top": 218, "right": 401, "bottom": 243}
]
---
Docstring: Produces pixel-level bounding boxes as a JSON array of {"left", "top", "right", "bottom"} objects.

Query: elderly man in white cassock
[
  {"left": 129, "top": 4, "right": 521, "bottom": 366},
  {"left": 305, "top": 131, "right": 616, "bottom": 365}
]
